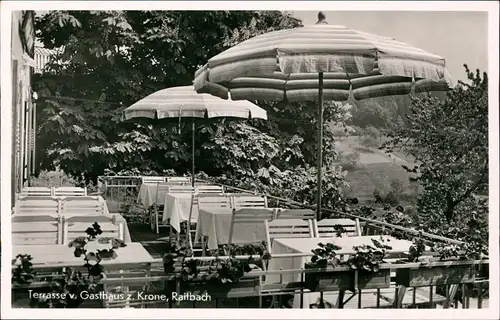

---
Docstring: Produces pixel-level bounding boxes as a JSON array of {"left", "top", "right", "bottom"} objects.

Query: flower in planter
[
  {"left": 11, "top": 254, "right": 36, "bottom": 286},
  {"left": 408, "top": 237, "right": 426, "bottom": 262},
  {"left": 310, "top": 242, "right": 342, "bottom": 268},
  {"left": 346, "top": 245, "right": 386, "bottom": 273},
  {"left": 68, "top": 236, "right": 87, "bottom": 249}
]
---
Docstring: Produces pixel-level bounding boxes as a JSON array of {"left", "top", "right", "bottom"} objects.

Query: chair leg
[{"left": 155, "top": 211, "right": 159, "bottom": 234}]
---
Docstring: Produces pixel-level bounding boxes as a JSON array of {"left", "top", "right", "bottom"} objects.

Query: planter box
[
  {"left": 179, "top": 278, "right": 259, "bottom": 299},
  {"left": 395, "top": 264, "right": 480, "bottom": 287},
  {"left": 304, "top": 264, "right": 391, "bottom": 292}
]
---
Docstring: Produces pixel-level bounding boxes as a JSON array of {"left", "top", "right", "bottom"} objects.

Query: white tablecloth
[
  {"left": 195, "top": 207, "right": 277, "bottom": 250},
  {"left": 266, "top": 236, "right": 414, "bottom": 308},
  {"left": 163, "top": 193, "right": 198, "bottom": 232},
  {"left": 137, "top": 183, "right": 164, "bottom": 208},
  {"left": 137, "top": 183, "right": 217, "bottom": 208}
]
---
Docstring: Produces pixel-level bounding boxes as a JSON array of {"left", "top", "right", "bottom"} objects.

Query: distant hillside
[
  {"left": 349, "top": 92, "right": 447, "bottom": 130},
  {"left": 334, "top": 136, "right": 419, "bottom": 202}
]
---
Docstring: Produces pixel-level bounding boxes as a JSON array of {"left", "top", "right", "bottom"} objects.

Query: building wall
[{"left": 11, "top": 11, "right": 35, "bottom": 199}]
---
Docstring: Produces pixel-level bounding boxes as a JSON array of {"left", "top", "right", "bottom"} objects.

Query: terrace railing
[
  {"left": 13, "top": 256, "right": 489, "bottom": 309},
  {"left": 195, "top": 179, "right": 465, "bottom": 246}
]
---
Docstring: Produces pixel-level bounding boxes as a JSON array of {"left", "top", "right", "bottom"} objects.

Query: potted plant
[{"left": 305, "top": 237, "right": 391, "bottom": 292}]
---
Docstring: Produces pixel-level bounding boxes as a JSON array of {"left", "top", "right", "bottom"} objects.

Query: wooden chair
[
  {"left": 63, "top": 215, "right": 124, "bottom": 244},
  {"left": 141, "top": 176, "right": 165, "bottom": 184},
  {"left": 151, "top": 183, "right": 172, "bottom": 234},
  {"left": 166, "top": 176, "right": 191, "bottom": 184},
  {"left": 197, "top": 194, "right": 232, "bottom": 209},
  {"left": 168, "top": 185, "right": 195, "bottom": 194},
  {"left": 228, "top": 208, "right": 276, "bottom": 250},
  {"left": 20, "top": 187, "right": 53, "bottom": 197},
  {"left": 54, "top": 186, "right": 87, "bottom": 197},
  {"left": 14, "top": 196, "right": 60, "bottom": 216},
  {"left": 274, "top": 209, "right": 316, "bottom": 221},
  {"left": 232, "top": 194, "right": 268, "bottom": 208},
  {"left": 187, "top": 194, "right": 232, "bottom": 254},
  {"left": 264, "top": 219, "right": 315, "bottom": 254},
  {"left": 196, "top": 185, "right": 224, "bottom": 194},
  {"left": 60, "top": 197, "right": 105, "bottom": 217},
  {"left": 315, "top": 218, "right": 362, "bottom": 237},
  {"left": 12, "top": 215, "right": 63, "bottom": 245}
]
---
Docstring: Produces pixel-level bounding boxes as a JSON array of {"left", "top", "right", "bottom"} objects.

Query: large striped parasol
[
  {"left": 194, "top": 14, "right": 453, "bottom": 218},
  {"left": 122, "top": 85, "right": 267, "bottom": 185}
]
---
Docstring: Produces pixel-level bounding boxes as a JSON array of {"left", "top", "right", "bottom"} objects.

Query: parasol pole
[
  {"left": 191, "top": 119, "right": 196, "bottom": 187},
  {"left": 316, "top": 72, "right": 324, "bottom": 220}
]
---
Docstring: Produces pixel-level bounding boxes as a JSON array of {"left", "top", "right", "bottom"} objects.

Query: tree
[
  {"left": 33, "top": 11, "right": 351, "bottom": 210},
  {"left": 384, "top": 65, "right": 488, "bottom": 223},
  {"left": 34, "top": 11, "right": 302, "bottom": 182}
]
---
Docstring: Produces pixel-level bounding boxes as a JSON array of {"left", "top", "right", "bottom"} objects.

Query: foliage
[
  {"left": 408, "top": 237, "right": 426, "bottom": 262},
  {"left": 383, "top": 65, "right": 488, "bottom": 223},
  {"left": 358, "top": 135, "right": 380, "bottom": 151},
  {"left": 310, "top": 243, "right": 343, "bottom": 268},
  {"left": 12, "top": 255, "right": 36, "bottom": 287},
  {"left": 310, "top": 237, "right": 390, "bottom": 273},
  {"left": 34, "top": 11, "right": 354, "bottom": 212},
  {"left": 347, "top": 244, "right": 387, "bottom": 273},
  {"left": 12, "top": 223, "right": 126, "bottom": 308},
  {"left": 162, "top": 238, "right": 260, "bottom": 284},
  {"left": 33, "top": 10, "right": 302, "bottom": 184},
  {"left": 364, "top": 126, "right": 381, "bottom": 140},
  {"left": 338, "top": 151, "right": 360, "bottom": 170}
]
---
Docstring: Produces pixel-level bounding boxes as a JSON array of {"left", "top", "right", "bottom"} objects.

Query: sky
[{"left": 291, "top": 11, "right": 488, "bottom": 83}]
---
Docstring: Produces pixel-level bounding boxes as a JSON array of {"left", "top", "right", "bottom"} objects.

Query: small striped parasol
[{"left": 122, "top": 86, "right": 267, "bottom": 186}]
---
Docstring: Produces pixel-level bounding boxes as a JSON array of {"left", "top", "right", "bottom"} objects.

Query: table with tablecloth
[
  {"left": 195, "top": 207, "right": 279, "bottom": 250},
  {"left": 162, "top": 193, "right": 197, "bottom": 232},
  {"left": 137, "top": 183, "right": 165, "bottom": 208},
  {"left": 137, "top": 183, "right": 222, "bottom": 208},
  {"left": 162, "top": 192, "right": 268, "bottom": 233},
  {"left": 266, "top": 236, "right": 417, "bottom": 308}
]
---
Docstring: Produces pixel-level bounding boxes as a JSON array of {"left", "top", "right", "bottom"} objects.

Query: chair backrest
[
  {"left": 265, "top": 219, "right": 315, "bottom": 252},
  {"left": 63, "top": 215, "right": 123, "bottom": 243},
  {"left": 315, "top": 218, "right": 362, "bottom": 237},
  {"left": 60, "top": 197, "right": 105, "bottom": 216},
  {"left": 54, "top": 186, "right": 87, "bottom": 197},
  {"left": 168, "top": 185, "right": 195, "bottom": 194},
  {"left": 12, "top": 215, "right": 62, "bottom": 245},
  {"left": 232, "top": 194, "right": 268, "bottom": 208},
  {"left": 275, "top": 209, "right": 316, "bottom": 220},
  {"left": 141, "top": 176, "right": 165, "bottom": 184},
  {"left": 197, "top": 194, "right": 232, "bottom": 209},
  {"left": 196, "top": 185, "right": 224, "bottom": 194},
  {"left": 154, "top": 182, "right": 172, "bottom": 205},
  {"left": 14, "top": 197, "right": 60, "bottom": 216},
  {"left": 166, "top": 176, "right": 191, "bottom": 184},
  {"left": 228, "top": 208, "right": 276, "bottom": 245},
  {"left": 20, "top": 187, "right": 53, "bottom": 197}
]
